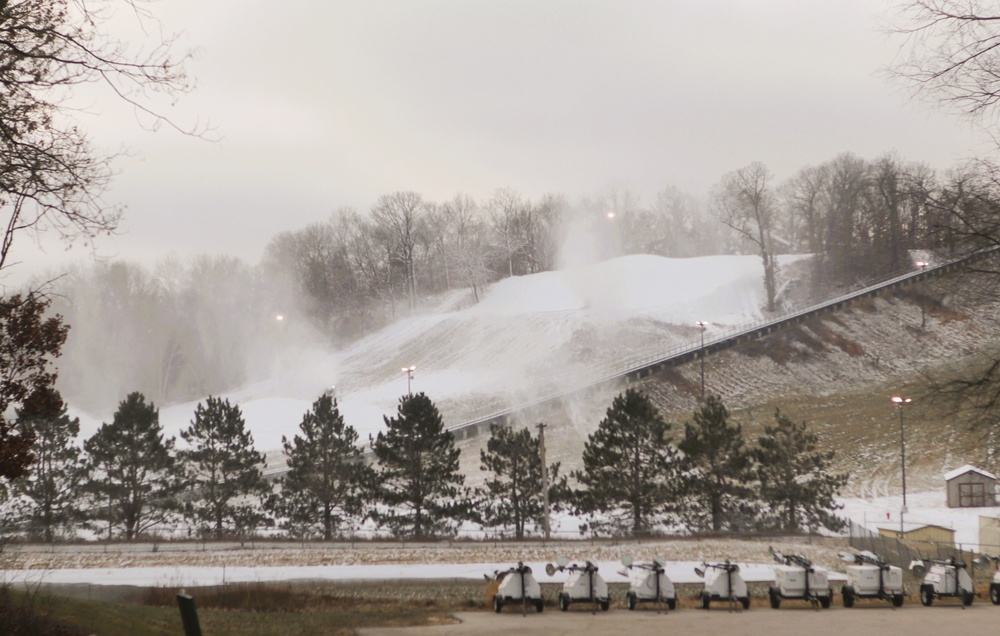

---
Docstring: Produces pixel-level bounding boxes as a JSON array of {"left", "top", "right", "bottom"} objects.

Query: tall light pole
[
  {"left": 537, "top": 422, "right": 550, "bottom": 541},
  {"left": 891, "top": 395, "right": 912, "bottom": 537},
  {"left": 401, "top": 366, "right": 416, "bottom": 395},
  {"left": 697, "top": 321, "right": 708, "bottom": 400},
  {"left": 915, "top": 261, "right": 929, "bottom": 329}
]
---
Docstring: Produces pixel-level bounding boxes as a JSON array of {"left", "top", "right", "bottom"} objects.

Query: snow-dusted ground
[
  {"left": 0, "top": 536, "right": 843, "bottom": 588},
  {"left": 3, "top": 489, "right": 987, "bottom": 588}
]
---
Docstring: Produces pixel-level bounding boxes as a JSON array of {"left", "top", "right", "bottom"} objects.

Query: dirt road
[{"left": 359, "top": 604, "right": 996, "bottom": 636}]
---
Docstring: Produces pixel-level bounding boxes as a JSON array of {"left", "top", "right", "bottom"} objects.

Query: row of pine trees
[{"left": 2, "top": 387, "right": 846, "bottom": 542}]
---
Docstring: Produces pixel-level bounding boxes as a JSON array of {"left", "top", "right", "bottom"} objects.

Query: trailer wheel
[
  {"left": 842, "top": 586, "right": 855, "bottom": 608},
  {"left": 493, "top": 596, "right": 503, "bottom": 613},
  {"left": 820, "top": 595, "right": 831, "bottom": 609},
  {"left": 962, "top": 590, "right": 974, "bottom": 606},
  {"left": 559, "top": 594, "right": 569, "bottom": 612},
  {"left": 667, "top": 598, "right": 676, "bottom": 610},
  {"left": 535, "top": 599, "right": 544, "bottom": 613},
  {"left": 626, "top": 593, "right": 636, "bottom": 610},
  {"left": 741, "top": 597, "right": 751, "bottom": 610},
  {"left": 600, "top": 600, "right": 610, "bottom": 612},
  {"left": 701, "top": 593, "right": 711, "bottom": 610},
  {"left": 991, "top": 584, "right": 1000, "bottom": 605},
  {"left": 769, "top": 587, "right": 780, "bottom": 609},
  {"left": 892, "top": 594, "right": 904, "bottom": 607},
  {"left": 920, "top": 586, "right": 934, "bottom": 606}
]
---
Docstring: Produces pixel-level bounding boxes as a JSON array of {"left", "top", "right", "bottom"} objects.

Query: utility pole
[
  {"left": 697, "top": 321, "right": 708, "bottom": 400},
  {"left": 537, "top": 422, "right": 550, "bottom": 541}
]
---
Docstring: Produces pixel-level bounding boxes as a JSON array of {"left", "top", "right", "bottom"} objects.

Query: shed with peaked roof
[{"left": 944, "top": 465, "right": 996, "bottom": 508}]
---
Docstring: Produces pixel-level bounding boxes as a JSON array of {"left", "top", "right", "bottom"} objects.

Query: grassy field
[
  {"left": 9, "top": 574, "right": 1000, "bottom": 634},
  {"left": 2, "top": 580, "right": 484, "bottom": 636}
]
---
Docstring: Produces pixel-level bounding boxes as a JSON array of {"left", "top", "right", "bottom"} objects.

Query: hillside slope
[{"left": 68, "top": 253, "right": 1000, "bottom": 505}]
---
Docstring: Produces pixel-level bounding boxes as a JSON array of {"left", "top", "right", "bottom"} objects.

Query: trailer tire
[
  {"left": 493, "top": 596, "right": 503, "bottom": 613},
  {"left": 769, "top": 587, "right": 780, "bottom": 609},
  {"left": 741, "top": 597, "right": 751, "bottom": 610},
  {"left": 892, "top": 594, "right": 904, "bottom": 607},
  {"left": 820, "top": 595, "right": 831, "bottom": 609},
  {"left": 842, "top": 586, "right": 855, "bottom": 608},
  {"left": 667, "top": 598, "right": 676, "bottom": 610},
  {"left": 600, "top": 600, "right": 610, "bottom": 612},
  {"left": 991, "top": 584, "right": 1000, "bottom": 605},
  {"left": 559, "top": 594, "right": 569, "bottom": 612},
  {"left": 962, "top": 590, "right": 974, "bottom": 606},
  {"left": 920, "top": 586, "right": 933, "bottom": 606},
  {"left": 626, "top": 593, "right": 636, "bottom": 610},
  {"left": 535, "top": 599, "right": 544, "bottom": 613},
  {"left": 701, "top": 593, "right": 711, "bottom": 610}
]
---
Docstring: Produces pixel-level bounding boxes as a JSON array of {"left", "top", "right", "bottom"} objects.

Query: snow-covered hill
[
  {"left": 65, "top": 251, "right": 1000, "bottom": 546},
  {"left": 68, "top": 253, "right": 808, "bottom": 450}
]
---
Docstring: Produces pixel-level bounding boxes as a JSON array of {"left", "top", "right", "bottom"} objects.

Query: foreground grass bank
[{"left": 1, "top": 580, "right": 483, "bottom": 636}]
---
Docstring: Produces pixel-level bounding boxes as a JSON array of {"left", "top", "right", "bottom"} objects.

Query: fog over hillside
[
  {"left": 67, "top": 252, "right": 807, "bottom": 447},
  {"left": 64, "top": 248, "right": 1000, "bottom": 498},
  {"left": 53, "top": 248, "right": 1000, "bottom": 546}
]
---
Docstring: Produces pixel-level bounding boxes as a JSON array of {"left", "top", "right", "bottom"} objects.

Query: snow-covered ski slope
[{"left": 70, "top": 253, "right": 807, "bottom": 451}]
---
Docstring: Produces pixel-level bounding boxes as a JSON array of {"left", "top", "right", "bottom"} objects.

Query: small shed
[
  {"left": 944, "top": 465, "right": 997, "bottom": 508},
  {"left": 879, "top": 523, "right": 956, "bottom": 549}
]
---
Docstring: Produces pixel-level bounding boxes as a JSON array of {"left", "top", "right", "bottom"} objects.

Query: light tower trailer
[
  {"left": 974, "top": 554, "right": 1000, "bottom": 604},
  {"left": 910, "top": 557, "right": 974, "bottom": 606},
  {"left": 981, "top": 556, "right": 1000, "bottom": 605},
  {"left": 989, "top": 567, "right": 1000, "bottom": 604},
  {"left": 487, "top": 562, "right": 544, "bottom": 614},
  {"left": 694, "top": 560, "right": 750, "bottom": 610},
  {"left": 838, "top": 551, "right": 904, "bottom": 607},
  {"left": 620, "top": 556, "right": 676, "bottom": 611},
  {"left": 767, "top": 547, "right": 833, "bottom": 609},
  {"left": 546, "top": 557, "right": 610, "bottom": 612}
]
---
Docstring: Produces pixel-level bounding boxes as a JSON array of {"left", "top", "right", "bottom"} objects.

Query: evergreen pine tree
[
  {"left": 12, "top": 388, "right": 85, "bottom": 543},
  {"left": 0, "top": 293, "right": 68, "bottom": 482},
  {"left": 476, "top": 423, "right": 564, "bottom": 539},
  {"left": 372, "top": 392, "right": 464, "bottom": 538},
  {"left": 755, "top": 409, "right": 848, "bottom": 533},
  {"left": 273, "top": 393, "right": 374, "bottom": 539},
  {"left": 572, "top": 388, "right": 681, "bottom": 535},
  {"left": 83, "top": 392, "right": 180, "bottom": 540},
  {"left": 678, "top": 394, "right": 755, "bottom": 532},
  {"left": 179, "top": 396, "right": 271, "bottom": 538}
]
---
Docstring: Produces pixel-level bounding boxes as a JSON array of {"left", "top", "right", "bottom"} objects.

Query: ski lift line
[{"left": 443, "top": 246, "right": 1000, "bottom": 439}]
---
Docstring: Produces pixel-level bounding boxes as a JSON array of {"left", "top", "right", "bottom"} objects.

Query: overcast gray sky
[{"left": 18, "top": 0, "right": 993, "bottom": 280}]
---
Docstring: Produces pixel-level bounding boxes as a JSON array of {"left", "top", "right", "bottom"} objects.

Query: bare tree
[
  {"left": 711, "top": 161, "right": 780, "bottom": 311},
  {"left": 372, "top": 192, "right": 424, "bottom": 310},
  {"left": 487, "top": 187, "right": 528, "bottom": 277},
  {"left": 780, "top": 165, "right": 829, "bottom": 255},
  {"left": 0, "top": 0, "right": 196, "bottom": 276},
  {"left": 821, "top": 153, "right": 870, "bottom": 285},
  {"left": 889, "top": 1, "right": 1000, "bottom": 127}
]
